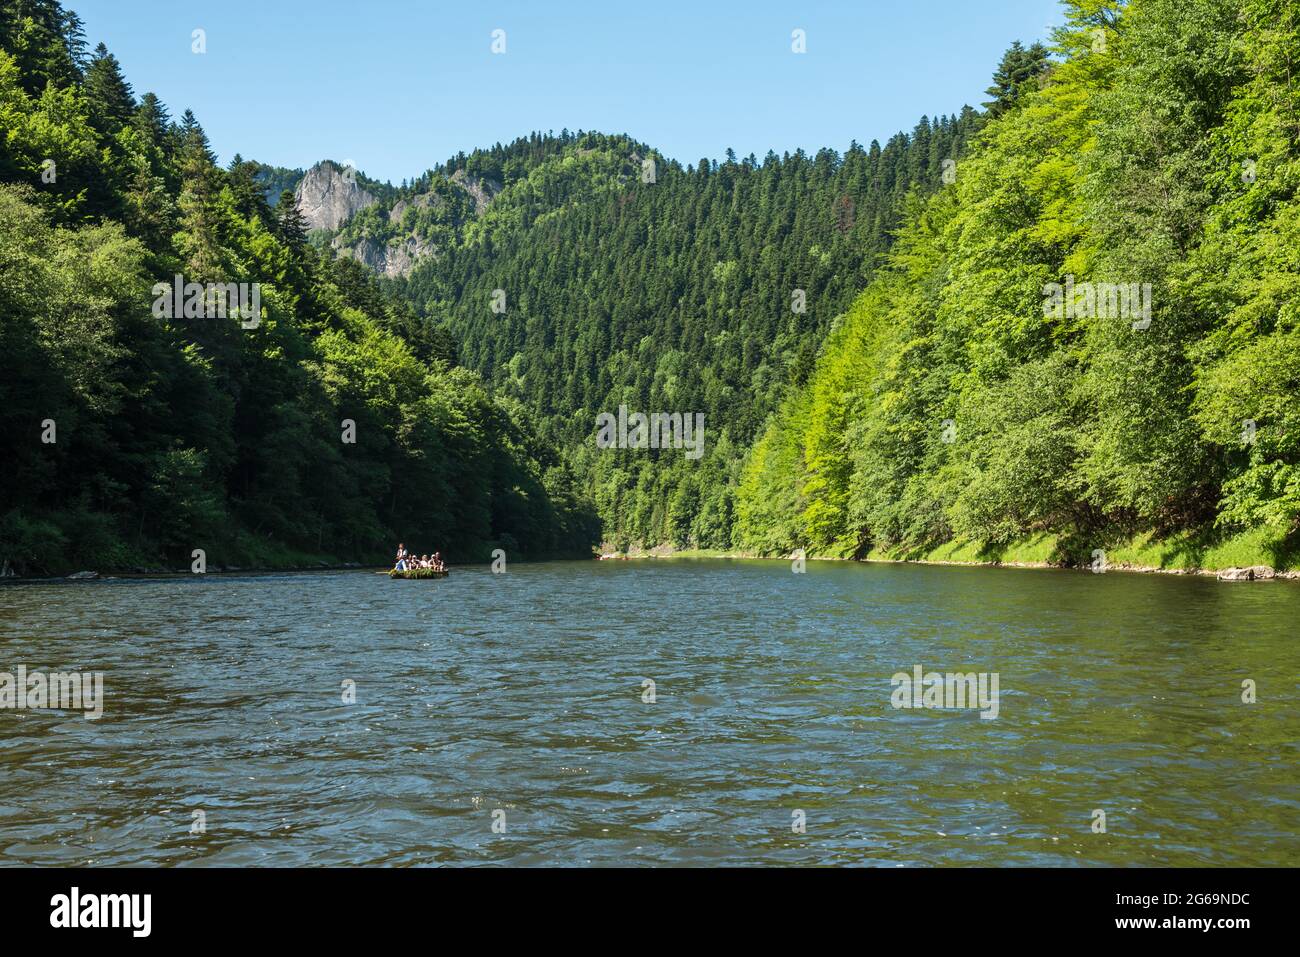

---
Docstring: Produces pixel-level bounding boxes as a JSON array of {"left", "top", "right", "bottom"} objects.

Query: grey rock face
[
  {"left": 449, "top": 169, "right": 502, "bottom": 215},
  {"left": 294, "top": 161, "right": 377, "bottom": 232},
  {"left": 335, "top": 235, "right": 434, "bottom": 279},
  {"left": 388, "top": 192, "right": 438, "bottom": 226},
  {"left": 300, "top": 160, "right": 498, "bottom": 278},
  {"left": 1216, "top": 565, "right": 1275, "bottom": 581}
]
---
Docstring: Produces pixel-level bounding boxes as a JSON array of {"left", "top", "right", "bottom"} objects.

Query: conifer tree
[
  {"left": 83, "top": 41, "right": 134, "bottom": 133},
  {"left": 276, "top": 188, "right": 308, "bottom": 250},
  {"left": 174, "top": 109, "right": 224, "bottom": 278},
  {"left": 983, "top": 40, "right": 1050, "bottom": 116}
]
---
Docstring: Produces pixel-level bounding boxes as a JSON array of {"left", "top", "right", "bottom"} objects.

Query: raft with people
[
  {"left": 389, "top": 567, "right": 449, "bottom": 580},
  {"left": 389, "top": 543, "right": 448, "bottom": 579}
]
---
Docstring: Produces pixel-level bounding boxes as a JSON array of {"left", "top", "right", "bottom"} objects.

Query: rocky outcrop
[
  {"left": 1216, "top": 565, "right": 1276, "bottom": 581},
  {"left": 294, "top": 160, "right": 377, "bottom": 232},
  {"left": 334, "top": 235, "right": 434, "bottom": 279},
  {"left": 449, "top": 170, "right": 501, "bottom": 215},
  {"left": 382, "top": 236, "right": 432, "bottom": 276},
  {"left": 388, "top": 192, "right": 438, "bottom": 226},
  {"left": 299, "top": 160, "right": 500, "bottom": 279}
]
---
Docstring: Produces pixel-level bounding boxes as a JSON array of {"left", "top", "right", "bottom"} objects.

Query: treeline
[
  {"left": 736, "top": 0, "right": 1300, "bottom": 565},
  {"left": 378, "top": 115, "right": 986, "bottom": 548},
  {"left": 0, "top": 0, "right": 597, "bottom": 574}
]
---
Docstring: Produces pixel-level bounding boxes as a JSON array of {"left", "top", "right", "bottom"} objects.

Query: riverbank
[
  {"left": 11, "top": 528, "right": 1296, "bottom": 582},
  {"left": 0, "top": 530, "right": 388, "bottom": 582},
  {"left": 0, "top": 562, "right": 380, "bottom": 583},
  {"left": 604, "top": 527, "right": 1300, "bottom": 579},
  {"left": 0, "top": 538, "right": 590, "bottom": 582}
]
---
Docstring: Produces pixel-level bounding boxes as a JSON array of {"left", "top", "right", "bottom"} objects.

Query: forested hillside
[
  {"left": 736, "top": 0, "right": 1300, "bottom": 570},
  {"left": 8, "top": 0, "right": 1284, "bottom": 575},
  {"left": 327, "top": 118, "right": 989, "bottom": 547},
  {"left": 0, "top": 0, "right": 597, "bottom": 574}
]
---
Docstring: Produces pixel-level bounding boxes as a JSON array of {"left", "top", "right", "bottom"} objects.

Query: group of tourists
[{"left": 394, "top": 543, "right": 445, "bottom": 572}]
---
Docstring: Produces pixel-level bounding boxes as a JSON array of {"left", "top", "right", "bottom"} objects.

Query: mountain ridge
[{"left": 283, "top": 122, "right": 985, "bottom": 548}]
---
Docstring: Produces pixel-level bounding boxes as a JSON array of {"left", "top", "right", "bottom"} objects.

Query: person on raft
[{"left": 394, "top": 545, "right": 447, "bottom": 572}]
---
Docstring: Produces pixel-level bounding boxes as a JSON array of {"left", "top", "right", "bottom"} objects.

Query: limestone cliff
[
  {"left": 303, "top": 162, "right": 501, "bottom": 278},
  {"left": 294, "top": 160, "right": 377, "bottom": 232},
  {"left": 333, "top": 234, "right": 435, "bottom": 279}
]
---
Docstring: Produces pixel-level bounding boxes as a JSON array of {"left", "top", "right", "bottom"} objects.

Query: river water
[{"left": 0, "top": 559, "right": 1296, "bottom": 866}]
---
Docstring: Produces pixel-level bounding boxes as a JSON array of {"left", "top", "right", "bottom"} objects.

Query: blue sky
[{"left": 73, "top": 0, "right": 1064, "bottom": 183}]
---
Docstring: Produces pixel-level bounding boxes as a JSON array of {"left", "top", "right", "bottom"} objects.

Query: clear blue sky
[{"left": 73, "top": 0, "right": 1063, "bottom": 184}]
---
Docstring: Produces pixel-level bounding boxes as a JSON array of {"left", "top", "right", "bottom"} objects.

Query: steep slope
[
  {"left": 0, "top": 3, "right": 597, "bottom": 574},
  {"left": 736, "top": 0, "right": 1300, "bottom": 571},
  {"left": 294, "top": 159, "right": 378, "bottom": 232},
  {"left": 293, "top": 159, "right": 509, "bottom": 279},
  {"left": 307, "top": 122, "right": 986, "bottom": 548}
]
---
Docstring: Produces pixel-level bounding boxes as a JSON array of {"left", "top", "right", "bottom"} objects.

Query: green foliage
[
  {"left": 736, "top": 0, "right": 1300, "bottom": 566},
  {"left": 389, "top": 566, "right": 448, "bottom": 579},
  {"left": 0, "top": 2, "right": 595, "bottom": 574},
  {"left": 11, "top": 0, "right": 1292, "bottom": 574},
  {"left": 983, "top": 40, "right": 1052, "bottom": 116},
  {"left": 344, "top": 119, "right": 984, "bottom": 549}
]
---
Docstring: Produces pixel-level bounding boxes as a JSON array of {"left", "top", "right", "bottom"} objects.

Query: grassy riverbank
[
  {"left": 866, "top": 528, "right": 1299, "bottom": 574},
  {"left": 608, "top": 527, "right": 1300, "bottom": 577}
]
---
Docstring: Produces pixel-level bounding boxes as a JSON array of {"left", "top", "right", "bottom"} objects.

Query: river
[{"left": 1, "top": 559, "right": 1296, "bottom": 866}]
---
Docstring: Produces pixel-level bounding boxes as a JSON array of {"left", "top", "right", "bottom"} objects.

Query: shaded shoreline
[
  {"left": 7, "top": 550, "right": 1298, "bottom": 583},
  {"left": 603, "top": 546, "right": 1300, "bottom": 581}
]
